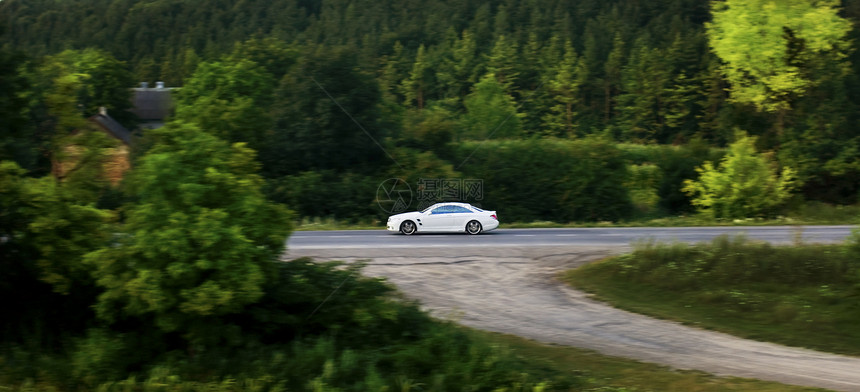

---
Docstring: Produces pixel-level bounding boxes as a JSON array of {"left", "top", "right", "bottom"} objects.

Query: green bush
[
  {"left": 234, "top": 258, "right": 431, "bottom": 347},
  {"left": 682, "top": 133, "right": 798, "bottom": 219},
  {"left": 625, "top": 163, "right": 662, "bottom": 216},
  {"left": 619, "top": 141, "right": 724, "bottom": 214},
  {"left": 266, "top": 171, "right": 379, "bottom": 222},
  {"left": 453, "top": 137, "right": 632, "bottom": 222},
  {"left": 1, "top": 256, "right": 576, "bottom": 391}
]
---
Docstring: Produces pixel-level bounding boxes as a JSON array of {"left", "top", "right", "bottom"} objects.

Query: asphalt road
[{"left": 288, "top": 225, "right": 856, "bottom": 249}]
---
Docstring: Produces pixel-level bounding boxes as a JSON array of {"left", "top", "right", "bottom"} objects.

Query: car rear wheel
[
  {"left": 466, "top": 220, "right": 482, "bottom": 235},
  {"left": 400, "top": 220, "right": 417, "bottom": 235}
]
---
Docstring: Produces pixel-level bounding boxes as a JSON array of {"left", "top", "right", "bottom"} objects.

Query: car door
[
  {"left": 448, "top": 205, "right": 475, "bottom": 231},
  {"left": 424, "top": 205, "right": 454, "bottom": 231}
]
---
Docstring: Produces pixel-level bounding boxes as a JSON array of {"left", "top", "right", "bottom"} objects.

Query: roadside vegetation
[
  {"left": 488, "top": 332, "right": 830, "bottom": 392},
  {"left": 4, "top": 0, "right": 860, "bottom": 227},
  {"left": 565, "top": 234, "right": 860, "bottom": 356}
]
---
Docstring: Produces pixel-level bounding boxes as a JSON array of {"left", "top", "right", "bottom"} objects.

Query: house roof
[
  {"left": 130, "top": 87, "right": 175, "bottom": 121},
  {"left": 90, "top": 110, "right": 133, "bottom": 145}
]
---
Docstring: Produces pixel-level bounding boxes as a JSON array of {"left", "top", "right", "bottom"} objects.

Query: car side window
[
  {"left": 430, "top": 206, "right": 447, "bottom": 214},
  {"left": 451, "top": 206, "right": 471, "bottom": 213}
]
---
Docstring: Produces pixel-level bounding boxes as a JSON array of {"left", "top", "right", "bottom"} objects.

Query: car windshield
[{"left": 421, "top": 205, "right": 436, "bottom": 213}]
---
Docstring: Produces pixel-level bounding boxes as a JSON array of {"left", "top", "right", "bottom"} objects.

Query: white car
[{"left": 387, "top": 202, "right": 499, "bottom": 235}]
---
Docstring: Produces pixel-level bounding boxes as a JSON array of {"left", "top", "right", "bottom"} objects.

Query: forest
[
  {"left": 0, "top": 0, "right": 859, "bottom": 389},
  {"left": 2, "top": 0, "right": 859, "bottom": 222}
]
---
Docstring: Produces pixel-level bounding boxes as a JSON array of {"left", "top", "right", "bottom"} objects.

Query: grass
[
  {"left": 481, "top": 330, "right": 831, "bottom": 392},
  {"left": 294, "top": 216, "right": 383, "bottom": 231},
  {"left": 563, "top": 235, "right": 860, "bottom": 357}
]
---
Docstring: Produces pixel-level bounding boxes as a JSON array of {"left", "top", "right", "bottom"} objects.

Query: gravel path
[{"left": 286, "top": 246, "right": 860, "bottom": 391}]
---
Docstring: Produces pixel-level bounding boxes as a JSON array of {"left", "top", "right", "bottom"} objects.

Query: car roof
[
  {"left": 429, "top": 202, "right": 473, "bottom": 208},
  {"left": 422, "top": 201, "right": 474, "bottom": 211}
]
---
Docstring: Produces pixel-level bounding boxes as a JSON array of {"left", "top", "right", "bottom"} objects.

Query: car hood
[{"left": 388, "top": 211, "right": 423, "bottom": 220}]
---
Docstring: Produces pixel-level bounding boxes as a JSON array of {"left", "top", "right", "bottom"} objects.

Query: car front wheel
[
  {"left": 400, "top": 220, "right": 417, "bottom": 235},
  {"left": 466, "top": 220, "right": 482, "bottom": 235}
]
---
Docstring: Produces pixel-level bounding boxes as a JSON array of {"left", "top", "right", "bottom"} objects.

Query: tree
[
  {"left": 683, "top": 132, "right": 798, "bottom": 219},
  {"left": 603, "top": 33, "right": 625, "bottom": 123},
  {"left": 435, "top": 29, "right": 479, "bottom": 101},
  {"left": 485, "top": 35, "right": 520, "bottom": 92},
  {"left": 1, "top": 140, "right": 115, "bottom": 342},
  {"left": 401, "top": 104, "right": 456, "bottom": 153},
  {"left": 399, "top": 44, "right": 431, "bottom": 109},
  {"left": 0, "top": 44, "right": 36, "bottom": 169},
  {"left": 21, "top": 48, "right": 136, "bottom": 177},
  {"left": 270, "top": 45, "right": 385, "bottom": 175},
  {"left": 229, "top": 37, "right": 297, "bottom": 80},
  {"left": 50, "top": 49, "right": 136, "bottom": 127},
  {"left": 85, "top": 122, "right": 292, "bottom": 345},
  {"left": 461, "top": 73, "right": 522, "bottom": 140},
  {"left": 618, "top": 42, "right": 670, "bottom": 143},
  {"left": 174, "top": 59, "right": 276, "bottom": 151},
  {"left": 706, "top": 0, "right": 851, "bottom": 120},
  {"left": 542, "top": 40, "right": 587, "bottom": 137}
]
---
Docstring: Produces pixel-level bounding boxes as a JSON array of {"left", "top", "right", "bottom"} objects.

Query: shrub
[
  {"left": 619, "top": 141, "right": 723, "bottom": 214},
  {"left": 682, "top": 132, "right": 797, "bottom": 219},
  {"left": 453, "top": 137, "right": 632, "bottom": 222}
]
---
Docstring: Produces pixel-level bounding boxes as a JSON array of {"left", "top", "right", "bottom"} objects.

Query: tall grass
[{"left": 566, "top": 234, "right": 860, "bottom": 355}]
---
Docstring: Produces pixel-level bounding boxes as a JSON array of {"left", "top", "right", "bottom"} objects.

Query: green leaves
[
  {"left": 86, "top": 122, "right": 291, "bottom": 340},
  {"left": 706, "top": 0, "right": 851, "bottom": 113},
  {"left": 683, "top": 133, "right": 798, "bottom": 219},
  {"left": 455, "top": 137, "right": 631, "bottom": 222},
  {"left": 542, "top": 40, "right": 586, "bottom": 137},
  {"left": 461, "top": 73, "right": 523, "bottom": 140}
]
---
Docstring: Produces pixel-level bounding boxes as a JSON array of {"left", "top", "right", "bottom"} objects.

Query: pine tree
[
  {"left": 542, "top": 41, "right": 586, "bottom": 137},
  {"left": 462, "top": 73, "right": 523, "bottom": 140},
  {"left": 603, "top": 33, "right": 625, "bottom": 123},
  {"left": 400, "top": 45, "right": 430, "bottom": 109},
  {"left": 485, "top": 35, "right": 520, "bottom": 93}
]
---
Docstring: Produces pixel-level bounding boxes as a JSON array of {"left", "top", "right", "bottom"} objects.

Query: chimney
[
  {"left": 99, "top": 106, "right": 108, "bottom": 116},
  {"left": 156, "top": 81, "right": 165, "bottom": 89},
  {"left": 140, "top": 82, "right": 149, "bottom": 88}
]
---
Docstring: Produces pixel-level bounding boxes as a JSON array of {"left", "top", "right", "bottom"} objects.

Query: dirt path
[{"left": 286, "top": 246, "right": 860, "bottom": 391}]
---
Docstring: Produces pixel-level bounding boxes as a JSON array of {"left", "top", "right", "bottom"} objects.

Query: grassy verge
[
  {"left": 484, "top": 330, "right": 830, "bottom": 392},
  {"left": 564, "top": 235, "right": 860, "bottom": 356},
  {"left": 294, "top": 216, "right": 383, "bottom": 231}
]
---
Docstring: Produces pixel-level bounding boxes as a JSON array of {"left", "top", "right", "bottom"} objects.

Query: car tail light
[{"left": 491, "top": 214, "right": 497, "bottom": 220}]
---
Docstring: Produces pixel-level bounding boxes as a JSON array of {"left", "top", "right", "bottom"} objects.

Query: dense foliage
[
  {"left": 683, "top": 133, "right": 797, "bottom": 219},
  {"left": 3, "top": 0, "right": 860, "bottom": 220}
]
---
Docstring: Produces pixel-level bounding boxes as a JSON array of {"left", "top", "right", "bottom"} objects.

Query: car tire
[
  {"left": 466, "top": 220, "right": 482, "bottom": 235},
  {"left": 400, "top": 220, "right": 417, "bottom": 235}
]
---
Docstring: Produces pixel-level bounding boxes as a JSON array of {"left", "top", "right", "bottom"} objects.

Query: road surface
[{"left": 289, "top": 226, "right": 855, "bottom": 249}]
